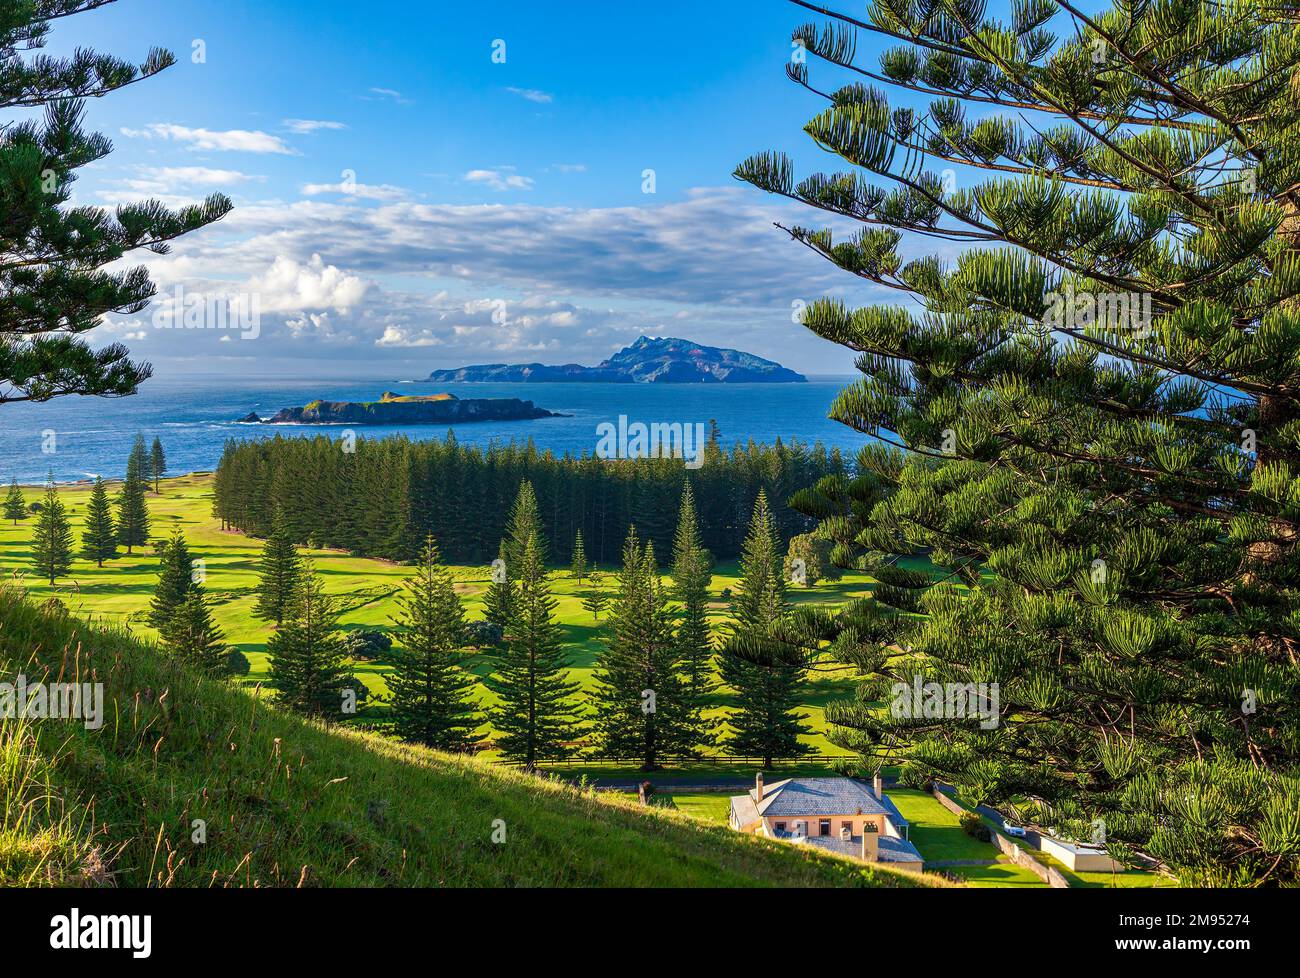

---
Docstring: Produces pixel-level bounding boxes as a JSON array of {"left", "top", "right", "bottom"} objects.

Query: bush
[
  {"left": 222, "top": 648, "right": 251, "bottom": 677},
  {"left": 783, "top": 533, "right": 841, "bottom": 586},
  {"left": 464, "top": 619, "right": 503, "bottom": 647},
  {"left": 342, "top": 629, "right": 392, "bottom": 661},
  {"left": 959, "top": 812, "right": 992, "bottom": 842}
]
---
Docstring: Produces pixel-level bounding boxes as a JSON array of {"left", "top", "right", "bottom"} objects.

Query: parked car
[{"left": 1005, "top": 825, "right": 1027, "bottom": 838}]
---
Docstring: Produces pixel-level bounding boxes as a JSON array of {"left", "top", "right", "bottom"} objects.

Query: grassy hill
[
  {"left": 0, "top": 473, "right": 936, "bottom": 757},
  {"left": 0, "top": 586, "right": 940, "bottom": 887}
]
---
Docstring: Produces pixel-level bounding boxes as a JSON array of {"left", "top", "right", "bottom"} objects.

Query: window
[
  {"left": 819, "top": 819, "right": 831, "bottom": 836},
  {"left": 842, "top": 821, "right": 854, "bottom": 835},
  {"left": 775, "top": 822, "right": 786, "bottom": 833}
]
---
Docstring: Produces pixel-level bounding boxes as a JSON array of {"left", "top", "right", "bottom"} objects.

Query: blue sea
[{"left": 0, "top": 376, "right": 871, "bottom": 484}]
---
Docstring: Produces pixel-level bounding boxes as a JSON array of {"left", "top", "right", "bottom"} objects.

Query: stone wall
[{"left": 930, "top": 787, "right": 1070, "bottom": 888}]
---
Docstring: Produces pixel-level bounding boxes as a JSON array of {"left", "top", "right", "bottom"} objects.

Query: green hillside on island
[{"left": 0, "top": 585, "right": 936, "bottom": 888}]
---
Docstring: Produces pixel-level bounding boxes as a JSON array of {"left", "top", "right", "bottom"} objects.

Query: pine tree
[
  {"left": 570, "top": 529, "right": 587, "bottom": 583},
  {"left": 482, "top": 542, "right": 515, "bottom": 629},
  {"left": 504, "top": 479, "right": 545, "bottom": 568},
  {"left": 161, "top": 590, "right": 226, "bottom": 676},
  {"left": 0, "top": 5, "right": 230, "bottom": 408},
  {"left": 582, "top": 570, "right": 610, "bottom": 622},
  {"left": 4, "top": 479, "right": 26, "bottom": 525},
  {"left": 388, "top": 536, "right": 483, "bottom": 751},
  {"left": 718, "top": 490, "right": 809, "bottom": 768},
  {"left": 671, "top": 481, "right": 717, "bottom": 753},
  {"left": 736, "top": 0, "right": 1300, "bottom": 883},
  {"left": 267, "top": 564, "right": 352, "bottom": 720},
  {"left": 253, "top": 510, "right": 302, "bottom": 626},
  {"left": 149, "top": 528, "right": 196, "bottom": 629},
  {"left": 30, "top": 480, "right": 73, "bottom": 586},
  {"left": 150, "top": 437, "right": 167, "bottom": 493},
  {"left": 488, "top": 529, "right": 580, "bottom": 768},
  {"left": 116, "top": 435, "right": 150, "bottom": 554},
  {"left": 80, "top": 476, "right": 117, "bottom": 566},
  {"left": 589, "top": 528, "right": 694, "bottom": 769}
]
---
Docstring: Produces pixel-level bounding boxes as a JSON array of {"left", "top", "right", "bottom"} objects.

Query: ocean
[{"left": 0, "top": 376, "right": 871, "bottom": 484}]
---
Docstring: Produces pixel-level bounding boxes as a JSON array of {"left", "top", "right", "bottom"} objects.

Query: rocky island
[
  {"left": 426, "top": 335, "right": 807, "bottom": 384},
  {"left": 239, "top": 391, "right": 560, "bottom": 425}
]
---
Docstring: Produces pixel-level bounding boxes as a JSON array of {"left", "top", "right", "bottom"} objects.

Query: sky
[{"left": 58, "top": 0, "right": 927, "bottom": 379}]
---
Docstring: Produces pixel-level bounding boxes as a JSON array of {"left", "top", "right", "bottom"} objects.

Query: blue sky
[{"left": 63, "top": 0, "right": 921, "bottom": 378}]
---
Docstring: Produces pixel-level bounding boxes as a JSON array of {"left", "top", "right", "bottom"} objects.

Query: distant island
[
  {"left": 239, "top": 391, "right": 560, "bottom": 425},
  {"left": 426, "top": 335, "right": 807, "bottom": 384}
]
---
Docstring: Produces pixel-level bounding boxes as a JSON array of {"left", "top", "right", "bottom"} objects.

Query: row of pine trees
[
  {"left": 230, "top": 479, "right": 811, "bottom": 770},
  {"left": 211, "top": 430, "right": 845, "bottom": 564}
]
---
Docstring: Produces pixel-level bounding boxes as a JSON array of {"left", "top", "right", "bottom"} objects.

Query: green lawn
[
  {"left": 877, "top": 788, "right": 1047, "bottom": 887},
  {"left": 0, "top": 472, "right": 922, "bottom": 759}
]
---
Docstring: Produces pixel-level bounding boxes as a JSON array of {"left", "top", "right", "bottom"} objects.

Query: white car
[{"left": 1005, "top": 826, "right": 1027, "bottom": 838}]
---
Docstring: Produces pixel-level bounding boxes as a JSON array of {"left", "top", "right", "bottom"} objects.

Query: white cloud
[
  {"left": 505, "top": 86, "right": 553, "bottom": 104},
  {"left": 376, "top": 325, "right": 444, "bottom": 348},
  {"left": 464, "top": 168, "right": 534, "bottom": 192},
  {"left": 120, "top": 123, "right": 297, "bottom": 155},
  {"left": 247, "top": 254, "right": 371, "bottom": 314},
  {"left": 301, "top": 181, "right": 408, "bottom": 201},
  {"left": 105, "top": 188, "right": 873, "bottom": 373},
  {"left": 283, "top": 119, "right": 346, "bottom": 134}
]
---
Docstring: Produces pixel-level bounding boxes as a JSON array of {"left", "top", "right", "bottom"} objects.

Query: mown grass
[
  {"left": 0, "top": 473, "right": 924, "bottom": 757},
  {"left": 0, "top": 586, "right": 945, "bottom": 887}
]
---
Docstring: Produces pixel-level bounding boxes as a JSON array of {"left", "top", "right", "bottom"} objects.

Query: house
[{"left": 729, "top": 774, "right": 925, "bottom": 873}]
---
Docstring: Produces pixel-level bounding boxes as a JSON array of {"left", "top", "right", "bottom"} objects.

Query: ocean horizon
[{"left": 0, "top": 375, "right": 870, "bottom": 484}]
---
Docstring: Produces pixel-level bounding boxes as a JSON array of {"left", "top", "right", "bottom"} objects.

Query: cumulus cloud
[
  {"left": 248, "top": 254, "right": 371, "bottom": 314},
  {"left": 120, "top": 123, "right": 297, "bottom": 155},
  {"left": 464, "top": 168, "right": 534, "bottom": 192}
]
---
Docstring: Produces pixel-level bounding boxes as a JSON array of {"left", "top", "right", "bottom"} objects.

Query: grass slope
[
  {"left": 0, "top": 587, "right": 941, "bottom": 887},
  {"left": 0, "top": 473, "right": 933, "bottom": 757}
]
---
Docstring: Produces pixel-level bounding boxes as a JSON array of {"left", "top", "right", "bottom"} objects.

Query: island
[
  {"left": 239, "top": 391, "right": 560, "bottom": 425},
  {"left": 426, "top": 335, "right": 807, "bottom": 384}
]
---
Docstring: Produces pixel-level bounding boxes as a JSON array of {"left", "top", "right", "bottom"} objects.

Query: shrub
[
  {"left": 342, "top": 629, "right": 392, "bottom": 661},
  {"left": 464, "top": 619, "right": 503, "bottom": 647},
  {"left": 959, "top": 812, "right": 991, "bottom": 842},
  {"left": 783, "top": 533, "right": 841, "bottom": 586},
  {"left": 222, "top": 649, "right": 251, "bottom": 677}
]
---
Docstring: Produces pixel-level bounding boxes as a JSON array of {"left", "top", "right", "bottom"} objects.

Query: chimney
[
  {"left": 861, "top": 823, "right": 879, "bottom": 862},
  {"left": 872, "top": 773, "right": 883, "bottom": 800},
  {"left": 755, "top": 771, "right": 764, "bottom": 801}
]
